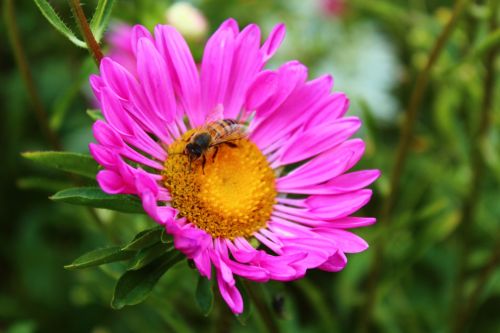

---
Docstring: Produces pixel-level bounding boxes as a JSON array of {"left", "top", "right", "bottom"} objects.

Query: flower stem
[
  {"left": 68, "top": 0, "right": 103, "bottom": 66},
  {"left": 358, "top": 0, "right": 471, "bottom": 331},
  {"left": 450, "top": 0, "right": 498, "bottom": 331},
  {"left": 4, "top": 0, "right": 62, "bottom": 150}
]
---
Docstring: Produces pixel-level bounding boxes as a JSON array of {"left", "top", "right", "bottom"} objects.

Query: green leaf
[
  {"left": 22, "top": 151, "right": 98, "bottom": 179},
  {"left": 111, "top": 251, "right": 184, "bottom": 309},
  {"left": 90, "top": 0, "right": 116, "bottom": 42},
  {"left": 161, "top": 230, "right": 173, "bottom": 244},
  {"left": 195, "top": 275, "right": 214, "bottom": 316},
  {"left": 64, "top": 246, "right": 136, "bottom": 270},
  {"left": 50, "top": 187, "right": 144, "bottom": 214},
  {"left": 471, "top": 28, "right": 500, "bottom": 59},
  {"left": 32, "top": 0, "right": 86, "bottom": 48},
  {"left": 17, "top": 177, "right": 72, "bottom": 192},
  {"left": 128, "top": 242, "right": 173, "bottom": 271},
  {"left": 123, "top": 228, "right": 164, "bottom": 251},
  {"left": 86, "top": 109, "right": 104, "bottom": 121}
]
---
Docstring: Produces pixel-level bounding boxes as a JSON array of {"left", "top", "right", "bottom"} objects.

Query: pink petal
[
  {"left": 304, "top": 92, "right": 350, "bottom": 130},
  {"left": 277, "top": 139, "right": 365, "bottom": 190},
  {"left": 319, "top": 251, "right": 347, "bottom": 272},
  {"left": 130, "top": 25, "right": 153, "bottom": 56},
  {"left": 314, "top": 228, "right": 369, "bottom": 253},
  {"left": 200, "top": 22, "right": 236, "bottom": 116},
  {"left": 251, "top": 73, "right": 333, "bottom": 150},
  {"left": 281, "top": 169, "right": 380, "bottom": 195},
  {"left": 136, "top": 38, "right": 176, "bottom": 123},
  {"left": 97, "top": 169, "right": 129, "bottom": 194},
  {"left": 249, "top": 61, "right": 307, "bottom": 123},
  {"left": 100, "top": 87, "right": 135, "bottom": 136},
  {"left": 244, "top": 70, "right": 277, "bottom": 111},
  {"left": 216, "top": 269, "right": 243, "bottom": 314},
  {"left": 224, "top": 24, "right": 263, "bottom": 118},
  {"left": 277, "top": 117, "right": 361, "bottom": 165},
  {"left": 305, "top": 190, "right": 373, "bottom": 220},
  {"left": 261, "top": 23, "right": 286, "bottom": 62},
  {"left": 154, "top": 25, "right": 202, "bottom": 127},
  {"left": 92, "top": 120, "right": 124, "bottom": 148}
]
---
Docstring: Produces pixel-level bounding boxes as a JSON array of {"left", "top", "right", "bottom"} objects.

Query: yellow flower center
[{"left": 163, "top": 129, "right": 276, "bottom": 239}]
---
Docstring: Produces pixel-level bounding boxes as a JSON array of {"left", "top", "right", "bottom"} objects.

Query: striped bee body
[{"left": 184, "top": 119, "right": 246, "bottom": 171}]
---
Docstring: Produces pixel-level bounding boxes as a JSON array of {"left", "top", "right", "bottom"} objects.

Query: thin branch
[
  {"left": 68, "top": 0, "right": 103, "bottom": 65},
  {"left": 4, "top": 0, "right": 62, "bottom": 150},
  {"left": 358, "top": 0, "right": 472, "bottom": 331}
]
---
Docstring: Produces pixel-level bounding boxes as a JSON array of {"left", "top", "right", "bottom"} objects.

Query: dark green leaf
[
  {"left": 17, "top": 177, "right": 72, "bottom": 192},
  {"left": 161, "top": 230, "right": 173, "bottom": 244},
  {"left": 90, "top": 0, "right": 116, "bottom": 42},
  {"left": 50, "top": 187, "right": 144, "bottom": 213},
  {"left": 128, "top": 242, "right": 173, "bottom": 271},
  {"left": 123, "top": 228, "right": 164, "bottom": 251},
  {"left": 64, "top": 246, "right": 136, "bottom": 270},
  {"left": 111, "top": 251, "right": 184, "bottom": 309},
  {"left": 86, "top": 109, "right": 104, "bottom": 121},
  {"left": 22, "top": 151, "right": 98, "bottom": 179},
  {"left": 32, "top": 0, "right": 86, "bottom": 47},
  {"left": 195, "top": 275, "right": 214, "bottom": 316}
]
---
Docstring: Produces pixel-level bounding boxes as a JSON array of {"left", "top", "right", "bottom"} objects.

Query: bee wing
[
  {"left": 210, "top": 127, "right": 247, "bottom": 146},
  {"left": 205, "top": 104, "right": 224, "bottom": 124}
]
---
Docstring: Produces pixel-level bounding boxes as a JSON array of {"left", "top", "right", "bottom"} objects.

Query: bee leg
[
  {"left": 212, "top": 146, "right": 219, "bottom": 162},
  {"left": 224, "top": 142, "right": 238, "bottom": 148},
  {"left": 201, "top": 155, "right": 207, "bottom": 175}
]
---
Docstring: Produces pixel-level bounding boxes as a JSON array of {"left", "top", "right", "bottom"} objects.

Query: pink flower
[
  {"left": 105, "top": 23, "right": 137, "bottom": 76},
  {"left": 320, "top": 0, "right": 347, "bottom": 17},
  {"left": 89, "top": 18, "right": 378, "bottom": 314}
]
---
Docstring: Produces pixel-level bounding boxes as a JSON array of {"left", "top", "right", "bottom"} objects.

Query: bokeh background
[{"left": 1, "top": 0, "right": 499, "bottom": 332}]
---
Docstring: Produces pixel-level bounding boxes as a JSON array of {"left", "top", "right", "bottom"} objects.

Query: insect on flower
[
  {"left": 89, "top": 18, "right": 379, "bottom": 314},
  {"left": 183, "top": 107, "right": 246, "bottom": 171}
]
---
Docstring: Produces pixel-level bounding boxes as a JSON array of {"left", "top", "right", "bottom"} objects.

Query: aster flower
[{"left": 89, "top": 18, "right": 379, "bottom": 314}]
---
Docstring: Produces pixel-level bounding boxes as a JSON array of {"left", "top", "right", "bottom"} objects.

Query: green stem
[
  {"left": 68, "top": 0, "right": 103, "bottom": 65},
  {"left": 358, "top": 0, "right": 471, "bottom": 331},
  {"left": 451, "top": 1, "right": 499, "bottom": 331},
  {"left": 4, "top": 0, "right": 62, "bottom": 150}
]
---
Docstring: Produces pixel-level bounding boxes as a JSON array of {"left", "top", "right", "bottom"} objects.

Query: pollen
[{"left": 163, "top": 129, "right": 277, "bottom": 239}]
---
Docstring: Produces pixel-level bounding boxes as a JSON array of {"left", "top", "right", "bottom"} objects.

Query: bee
[{"left": 184, "top": 118, "right": 245, "bottom": 171}]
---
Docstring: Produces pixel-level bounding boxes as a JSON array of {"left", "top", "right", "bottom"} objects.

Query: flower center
[{"left": 163, "top": 129, "right": 276, "bottom": 239}]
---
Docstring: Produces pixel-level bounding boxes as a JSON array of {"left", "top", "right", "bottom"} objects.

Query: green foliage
[
  {"left": 3, "top": 0, "right": 500, "bottom": 332},
  {"left": 50, "top": 187, "right": 144, "bottom": 213},
  {"left": 90, "top": 0, "right": 117, "bottom": 42},
  {"left": 32, "top": 0, "right": 86, "bottom": 48},
  {"left": 64, "top": 246, "right": 136, "bottom": 270},
  {"left": 22, "top": 151, "right": 98, "bottom": 179},
  {"left": 195, "top": 275, "right": 214, "bottom": 316},
  {"left": 86, "top": 109, "right": 104, "bottom": 121},
  {"left": 111, "top": 251, "right": 184, "bottom": 309}
]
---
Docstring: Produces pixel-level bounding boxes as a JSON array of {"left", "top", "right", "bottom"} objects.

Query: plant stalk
[
  {"left": 68, "top": 0, "right": 103, "bottom": 65},
  {"left": 4, "top": 0, "right": 62, "bottom": 150}
]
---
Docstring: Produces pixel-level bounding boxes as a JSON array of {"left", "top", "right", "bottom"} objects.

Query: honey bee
[{"left": 184, "top": 118, "right": 245, "bottom": 171}]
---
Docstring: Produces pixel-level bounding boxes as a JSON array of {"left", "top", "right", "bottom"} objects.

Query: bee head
[{"left": 185, "top": 143, "right": 203, "bottom": 159}]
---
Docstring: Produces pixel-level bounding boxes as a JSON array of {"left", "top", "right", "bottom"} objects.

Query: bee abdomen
[{"left": 209, "top": 119, "right": 240, "bottom": 138}]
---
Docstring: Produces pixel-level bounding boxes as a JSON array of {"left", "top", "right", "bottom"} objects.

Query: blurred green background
[{"left": 1, "top": 0, "right": 499, "bottom": 332}]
